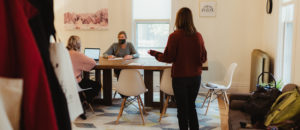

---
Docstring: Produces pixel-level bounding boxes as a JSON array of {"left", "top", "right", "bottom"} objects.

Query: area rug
[{"left": 73, "top": 94, "right": 221, "bottom": 130}]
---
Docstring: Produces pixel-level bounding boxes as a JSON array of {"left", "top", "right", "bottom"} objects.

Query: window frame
[
  {"left": 133, "top": 19, "right": 171, "bottom": 57},
  {"left": 276, "top": 0, "right": 297, "bottom": 84}
]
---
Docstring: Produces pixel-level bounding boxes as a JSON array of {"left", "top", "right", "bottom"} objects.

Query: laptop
[{"left": 84, "top": 48, "right": 100, "bottom": 61}]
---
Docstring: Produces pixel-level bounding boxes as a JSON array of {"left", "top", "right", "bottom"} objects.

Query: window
[
  {"left": 133, "top": 0, "right": 171, "bottom": 20},
  {"left": 133, "top": 0, "right": 171, "bottom": 57},
  {"left": 277, "top": 1, "right": 295, "bottom": 85},
  {"left": 135, "top": 21, "right": 169, "bottom": 57},
  {"left": 282, "top": 22, "right": 293, "bottom": 83}
]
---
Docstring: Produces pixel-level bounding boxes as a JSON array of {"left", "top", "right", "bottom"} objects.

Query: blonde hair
[{"left": 66, "top": 35, "right": 81, "bottom": 51}]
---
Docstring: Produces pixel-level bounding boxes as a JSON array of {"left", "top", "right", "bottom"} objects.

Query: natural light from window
[
  {"left": 282, "top": 0, "right": 292, "bottom": 3},
  {"left": 133, "top": 0, "right": 171, "bottom": 19},
  {"left": 279, "top": 2, "right": 294, "bottom": 85},
  {"left": 136, "top": 23, "right": 169, "bottom": 57},
  {"left": 133, "top": 0, "right": 171, "bottom": 57}
]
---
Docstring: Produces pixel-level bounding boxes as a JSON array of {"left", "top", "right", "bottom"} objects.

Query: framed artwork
[
  {"left": 199, "top": 1, "right": 217, "bottom": 17},
  {"left": 64, "top": 0, "right": 108, "bottom": 30}
]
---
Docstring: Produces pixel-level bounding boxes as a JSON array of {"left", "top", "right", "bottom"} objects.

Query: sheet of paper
[
  {"left": 128, "top": 62, "right": 142, "bottom": 66},
  {"left": 108, "top": 57, "right": 123, "bottom": 60}
]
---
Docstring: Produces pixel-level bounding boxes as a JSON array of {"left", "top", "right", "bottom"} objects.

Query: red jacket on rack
[{"left": 0, "top": 0, "right": 58, "bottom": 129}]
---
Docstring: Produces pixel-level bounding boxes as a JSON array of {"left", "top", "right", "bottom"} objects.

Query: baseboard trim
[
  {"left": 199, "top": 82, "right": 249, "bottom": 94},
  {"left": 229, "top": 82, "right": 249, "bottom": 93}
]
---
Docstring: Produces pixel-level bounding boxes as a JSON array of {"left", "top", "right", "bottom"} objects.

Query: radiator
[{"left": 250, "top": 49, "right": 271, "bottom": 92}]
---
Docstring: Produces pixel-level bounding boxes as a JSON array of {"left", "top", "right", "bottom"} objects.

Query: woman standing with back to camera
[{"left": 148, "top": 7, "right": 207, "bottom": 130}]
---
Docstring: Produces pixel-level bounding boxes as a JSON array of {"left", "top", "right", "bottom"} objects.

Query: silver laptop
[{"left": 84, "top": 48, "right": 100, "bottom": 61}]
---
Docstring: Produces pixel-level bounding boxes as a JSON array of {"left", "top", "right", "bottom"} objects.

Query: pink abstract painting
[{"left": 64, "top": 0, "right": 108, "bottom": 30}]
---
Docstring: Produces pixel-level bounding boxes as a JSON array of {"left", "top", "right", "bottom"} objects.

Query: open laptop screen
[{"left": 84, "top": 48, "right": 100, "bottom": 61}]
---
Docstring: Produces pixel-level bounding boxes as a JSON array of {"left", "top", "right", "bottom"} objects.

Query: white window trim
[
  {"left": 276, "top": 0, "right": 297, "bottom": 83},
  {"left": 281, "top": 0, "right": 294, "bottom": 6}
]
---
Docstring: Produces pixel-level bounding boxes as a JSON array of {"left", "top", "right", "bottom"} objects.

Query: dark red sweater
[{"left": 150, "top": 30, "right": 207, "bottom": 78}]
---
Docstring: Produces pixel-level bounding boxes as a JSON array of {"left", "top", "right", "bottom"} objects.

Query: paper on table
[
  {"left": 128, "top": 62, "right": 142, "bottom": 66},
  {"left": 108, "top": 57, "right": 123, "bottom": 60}
]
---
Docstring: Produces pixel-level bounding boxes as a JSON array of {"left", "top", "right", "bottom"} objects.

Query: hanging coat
[
  {"left": 0, "top": 0, "right": 58, "bottom": 129},
  {"left": 28, "top": 0, "right": 72, "bottom": 128}
]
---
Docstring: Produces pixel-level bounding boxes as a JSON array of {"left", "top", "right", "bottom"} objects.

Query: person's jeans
[
  {"left": 79, "top": 78, "right": 101, "bottom": 103},
  {"left": 172, "top": 76, "right": 201, "bottom": 130}
]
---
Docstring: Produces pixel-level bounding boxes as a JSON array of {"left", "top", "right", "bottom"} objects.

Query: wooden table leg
[
  {"left": 144, "top": 70, "right": 153, "bottom": 107},
  {"left": 95, "top": 70, "right": 101, "bottom": 97},
  {"left": 103, "top": 69, "right": 112, "bottom": 106}
]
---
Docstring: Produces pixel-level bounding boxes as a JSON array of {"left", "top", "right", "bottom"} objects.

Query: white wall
[
  {"left": 54, "top": 0, "right": 265, "bottom": 93},
  {"left": 262, "top": 0, "right": 280, "bottom": 59},
  {"left": 54, "top": 0, "right": 132, "bottom": 52},
  {"left": 262, "top": 0, "right": 279, "bottom": 61},
  {"left": 171, "top": 0, "right": 265, "bottom": 92}
]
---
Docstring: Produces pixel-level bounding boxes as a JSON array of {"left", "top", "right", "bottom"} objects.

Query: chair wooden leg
[
  {"left": 138, "top": 96, "right": 146, "bottom": 114},
  {"left": 159, "top": 95, "right": 170, "bottom": 122},
  {"left": 205, "top": 90, "right": 214, "bottom": 115},
  {"left": 163, "top": 96, "right": 170, "bottom": 115},
  {"left": 224, "top": 91, "right": 229, "bottom": 105},
  {"left": 120, "top": 98, "right": 127, "bottom": 117},
  {"left": 202, "top": 90, "right": 211, "bottom": 108},
  {"left": 116, "top": 98, "right": 127, "bottom": 124},
  {"left": 88, "top": 103, "right": 95, "bottom": 113},
  {"left": 137, "top": 95, "right": 145, "bottom": 125},
  {"left": 222, "top": 91, "right": 227, "bottom": 110}
]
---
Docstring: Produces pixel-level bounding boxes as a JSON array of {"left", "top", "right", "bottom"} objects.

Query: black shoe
[{"left": 80, "top": 114, "right": 87, "bottom": 120}]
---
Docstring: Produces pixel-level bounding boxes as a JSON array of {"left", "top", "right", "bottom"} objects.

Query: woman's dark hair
[
  {"left": 66, "top": 35, "right": 81, "bottom": 51},
  {"left": 175, "top": 7, "right": 197, "bottom": 35},
  {"left": 118, "top": 31, "right": 127, "bottom": 38}
]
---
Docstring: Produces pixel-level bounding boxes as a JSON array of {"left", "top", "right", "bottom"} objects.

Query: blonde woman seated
[{"left": 67, "top": 35, "right": 100, "bottom": 119}]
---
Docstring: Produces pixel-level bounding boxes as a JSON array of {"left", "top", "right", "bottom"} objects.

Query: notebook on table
[{"left": 84, "top": 48, "right": 100, "bottom": 61}]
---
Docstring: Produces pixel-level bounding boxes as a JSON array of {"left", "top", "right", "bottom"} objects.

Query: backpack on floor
[{"left": 264, "top": 87, "right": 300, "bottom": 128}]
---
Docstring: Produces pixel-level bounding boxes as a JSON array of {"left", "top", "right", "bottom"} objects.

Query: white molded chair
[
  {"left": 76, "top": 85, "right": 95, "bottom": 113},
  {"left": 115, "top": 69, "right": 147, "bottom": 125},
  {"left": 158, "top": 68, "right": 174, "bottom": 122},
  {"left": 113, "top": 69, "right": 144, "bottom": 99},
  {"left": 201, "top": 63, "right": 237, "bottom": 115}
]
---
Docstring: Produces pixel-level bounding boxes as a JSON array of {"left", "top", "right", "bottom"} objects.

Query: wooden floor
[{"left": 218, "top": 96, "right": 229, "bottom": 130}]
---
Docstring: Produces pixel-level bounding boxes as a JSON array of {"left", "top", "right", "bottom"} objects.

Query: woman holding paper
[{"left": 148, "top": 7, "right": 207, "bottom": 130}]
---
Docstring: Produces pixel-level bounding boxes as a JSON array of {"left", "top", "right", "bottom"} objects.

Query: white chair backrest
[
  {"left": 160, "top": 68, "right": 174, "bottom": 95},
  {"left": 116, "top": 69, "right": 147, "bottom": 96},
  {"left": 223, "top": 63, "right": 238, "bottom": 88}
]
